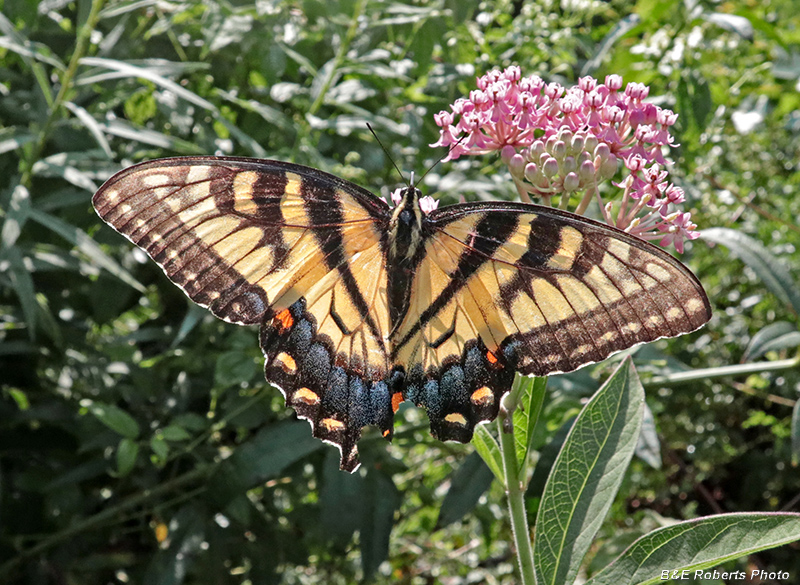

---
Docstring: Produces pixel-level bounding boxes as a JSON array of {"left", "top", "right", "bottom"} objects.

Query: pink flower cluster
[{"left": 432, "top": 66, "right": 699, "bottom": 253}]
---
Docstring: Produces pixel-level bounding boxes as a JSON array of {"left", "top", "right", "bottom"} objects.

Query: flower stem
[{"left": 499, "top": 398, "right": 537, "bottom": 585}]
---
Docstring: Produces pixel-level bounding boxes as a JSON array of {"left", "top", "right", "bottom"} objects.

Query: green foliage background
[{"left": 1, "top": 0, "right": 799, "bottom": 583}]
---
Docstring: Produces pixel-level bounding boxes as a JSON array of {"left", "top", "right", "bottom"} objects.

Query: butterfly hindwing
[
  {"left": 93, "top": 157, "right": 394, "bottom": 471},
  {"left": 390, "top": 202, "right": 711, "bottom": 441}
]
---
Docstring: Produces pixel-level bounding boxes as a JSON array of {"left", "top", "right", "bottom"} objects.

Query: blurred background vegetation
[{"left": 1, "top": 0, "right": 799, "bottom": 583}]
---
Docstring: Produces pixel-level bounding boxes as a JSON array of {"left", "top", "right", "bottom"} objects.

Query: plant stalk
[{"left": 499, "top": 400, "right": 537, "bottom": 585}]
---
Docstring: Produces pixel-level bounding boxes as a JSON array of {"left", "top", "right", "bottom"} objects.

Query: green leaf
[
  {"left": 513, "top": 376, "right": 547, "bottom": 478},
  {"left": 4, "top": 246, "right": 38, "bottom": 340},
  {"left": 1, "top": 184, "right": 30, "bottom": 250},
  {"left": 320, "top": 449, "right": 365, "bottom": 545},
  {"left": 150, "top": 436, "right": 169, "bottom": 464},
  {"left": 703, "top": 228, "right": 800, "bottom": 316},
  {"left": 534, "top": 358, "right": 645, "bottom": 585},
  {"left": 89, "top": 402, "right": 140, "bottom": 439},
  {"left": 214, "top": 351, "right": 259, "bottom": 386},
  {"left": 360, "top": 468, "right": 401, "bottom": 582},
  {"left": 635, "top": 402, "right": 661, "bottom": 469},
  {"left": 584, "top": 512, "right": 800, "bottom": 585},
  {"left": 436, "top": 451, "right": 495, "bottom": 529},
  {"left": 526, "top": 417, "right": 575, "bottom": 501},
  {"left": 28, "top": 207, "right": 145, "bottom": 293},
  {"left": 208, "top": 421, "right": 323, "bottom": 504},
  {"left": 160, "top": 425, "right": 191, "bottom": 442},
  {"left": 472, "top": 423, "right": 505, "bottom": 484},
  {"left": 116, "top": 438, "right": 139, "bottom": 476},
  {"left": 742, "top": 321, "right": 800, "bottom": 362}
]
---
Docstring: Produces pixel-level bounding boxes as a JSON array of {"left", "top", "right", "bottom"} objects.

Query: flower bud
[
  {"left": 551, "top": 140, "right": 567, "bottom": 160},
  {"left": 584, "top": 134, "right": 598, "bottom": 154},
  {"left": 524, "top": 162, "right": 539, "bottom": 183},
  {"left": 500, "top": 145, "right": 517, "bottom": 164},
  {"left": 561, "top": 155, "right": 577, "bottom": 174},
  {"left": 579, "top": 159, "right": 596, "bottom": 182},
  {"left": 542, "top": 156, "right": 560, "bottom": 178},
  {"left": 508, "top": 153, "right": 525, "bottom": 177},
  {"left": 593, "top": 142, "right": 611, "bottom": 160},
  {"left": 528, "top": 140, "right": 546, "bottom": 160},
  {"left": 570, "top": 132, "right": 585, "bottom": 154},
  {"left": 563, "top": 172, "right": 580, "bottom": 192}
]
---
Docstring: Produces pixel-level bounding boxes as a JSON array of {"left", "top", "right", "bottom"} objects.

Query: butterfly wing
[
  {"left": 390, "top": 201, "right": 711, "bottom": 441},
  {"left": 93, "top": 157, "right": 393, "bottom": 471}
]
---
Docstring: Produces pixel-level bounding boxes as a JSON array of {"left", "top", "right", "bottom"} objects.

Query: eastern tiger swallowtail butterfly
[{"left": 92, "top": 156, "right": 710, "bottom": 471}]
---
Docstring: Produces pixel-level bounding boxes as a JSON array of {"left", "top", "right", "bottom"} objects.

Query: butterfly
[{"left": 92, "top": 156, "right": 711, "bottom": 472}]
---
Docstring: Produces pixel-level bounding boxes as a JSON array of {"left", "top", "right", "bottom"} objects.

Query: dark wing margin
[
  {"left": 93, "top": 156, "right": 394, "bottom": 471},
  {"left": 390, "top": 200, "right": 710, "bottom": 444}
]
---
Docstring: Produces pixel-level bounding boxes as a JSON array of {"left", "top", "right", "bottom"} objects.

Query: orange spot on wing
[
  {"left": 382, "top": 429, "right": 391, "bottom": 438},
  {"left": 275, "top": 308, "right": 294, "bottom": 331},
  {"left": 470, "top": 386, "right": 494, "bottom": 406},
  {"left": 444, "top": 412, "right": 468, "bottom": 426},
  {"left": 391, "top": 392, "right": 404, "bottom": 413},
  {"left": 275, "top": 351, "right": 297, "bottom": 373},
  {"left": 486, "top": 350, "right": 499, "bottom": 365},
  {"left": 294, "top": 387, "right": 320, "bottom": 405},
  {"left": 321, "top": 417, "right": 345, "bottom": 432}
]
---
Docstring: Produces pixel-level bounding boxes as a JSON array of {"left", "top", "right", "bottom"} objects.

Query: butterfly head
[{"left": 388, "top": 184, "right": 427, "bottom": 262}]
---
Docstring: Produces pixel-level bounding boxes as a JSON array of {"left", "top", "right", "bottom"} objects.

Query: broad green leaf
[
  {"left": 214, "top": 351, "right": 259, "bottom": 387},
  {"left": 513, "top": 376, "right": 547, "bottom": 478},
  {"left": 208, "top": 421, "right": 323, "bottom": 504},
  {"left": 360, "top": 468, "right": 401, "bottom": 582},
  {"left": 320, "top": 449, "right": 365, "bottom": 545},
  {"left": 436, "top": 451, "right": 495, "bottom": 529},
  {"left": 472, "top": 423, "right": 505, "bottom": 484},
  {"left": 88, "top": 402, "right": 140, "bottom": 439},
  {"left": 535, "top": 358, "right": 645, "bottom": 585},
  {"left": 160, "top": 425, "right": 191, "bottom": 442},
  {"left": 526, "top": 417, "right": 575, "bottom": 501},
  {"left": 584, "top": 512, "right": 800, "bottom": 585},
  {"left": 116, "top": 438, "right": 139, "bottom": 476},
  {"left": 150, "top": 436, "right": 169, "bottom": 464},
  {"left": 703, "top": 227, "right": 800, "bottom": 316},
  {"left": 742, "top": 321, "right": 800, "bottom": 362}
]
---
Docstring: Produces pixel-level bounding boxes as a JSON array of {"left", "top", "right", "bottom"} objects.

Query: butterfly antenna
[
  {"left": 414, "top": 133, "right": 469, "bottom": 188},
  {"left": 366, "top": 123, "right": 407, "bottom": 186}
]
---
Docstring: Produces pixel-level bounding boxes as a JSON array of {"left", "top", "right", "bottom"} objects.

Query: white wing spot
[
  {"left": 141, "top": 173, "right": 171, "bottom": 187},
  {"left": 666, "top": 307, "right": 682, "bottom": 319}
]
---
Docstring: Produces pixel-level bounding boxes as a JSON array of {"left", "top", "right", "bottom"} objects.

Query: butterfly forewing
[{"left": 398, "top": 201, "right": 710, "bottom": 376}]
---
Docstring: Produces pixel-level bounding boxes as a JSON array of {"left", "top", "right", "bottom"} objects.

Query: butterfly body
[{"left": 93, "top": 156, "right": 710, "bottom": 471}]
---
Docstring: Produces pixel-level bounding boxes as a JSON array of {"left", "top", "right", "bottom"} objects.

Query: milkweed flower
[{"left": 432, "top": 67, "right": 699, "bottom": 253}]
